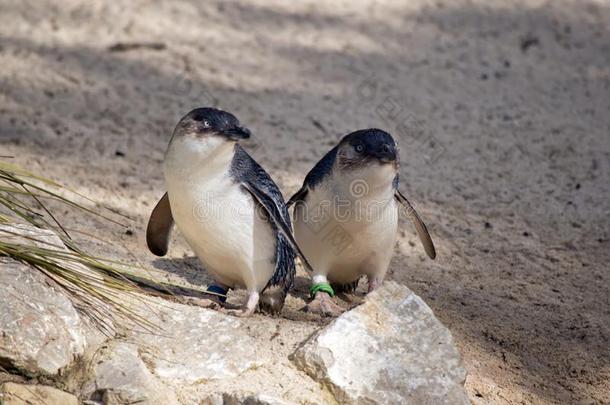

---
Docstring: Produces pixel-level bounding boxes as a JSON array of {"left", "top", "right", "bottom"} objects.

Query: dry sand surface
[{"left": 1, "top": 0, "right": 609, "bottom": 403}]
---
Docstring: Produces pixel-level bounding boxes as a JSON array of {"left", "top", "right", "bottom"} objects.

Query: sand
[{"left": 1, "top": 0, "right": 609, "bottom": 403}]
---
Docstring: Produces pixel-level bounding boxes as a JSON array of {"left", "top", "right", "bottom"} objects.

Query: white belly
[
  {"left": 163, "top": 139, "right": 276, "bottom": 292},
  {"left": 294, "top": 184, "right": 398, "bottom": 284}
]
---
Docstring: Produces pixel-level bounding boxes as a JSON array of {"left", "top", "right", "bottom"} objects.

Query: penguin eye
[
  {"left": 202, "top": 120, "right": 210, "bottom": 127},
  {"left": 355, "top": 144, "right": 365, "bottom": 153}
]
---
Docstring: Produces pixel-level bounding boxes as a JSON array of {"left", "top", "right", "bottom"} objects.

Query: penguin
[
  {"left": 146, "top": 107, "right": 313, "bottom": 316},
  {"left": 287, "top": 128, "right": 436, "bottom": 316}
]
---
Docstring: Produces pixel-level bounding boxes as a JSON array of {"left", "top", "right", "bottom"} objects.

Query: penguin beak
[
  {"left": 377, "top": 143, "right": 397, "bottom": 163},
  {"left": 224, "top": 126, "right": 251, "bottom": 140}
]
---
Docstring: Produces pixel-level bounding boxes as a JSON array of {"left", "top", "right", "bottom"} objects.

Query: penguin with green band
[{"left": 287, "top": 129, "right": 436, "bottom": 316}]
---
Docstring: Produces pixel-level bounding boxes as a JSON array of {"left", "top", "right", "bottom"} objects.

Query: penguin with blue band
[{"left": 146, "top": 107, "right": 314, "bottom": 316}]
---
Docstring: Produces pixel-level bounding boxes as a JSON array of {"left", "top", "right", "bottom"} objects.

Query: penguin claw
[{"left": 305, "top": 293, "right": 343, "bottom": 317}]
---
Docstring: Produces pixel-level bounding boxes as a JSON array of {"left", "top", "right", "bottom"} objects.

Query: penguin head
[
  {"left": 172, "top": 107, "right": 251, "bottom": 142},
  {"left": 336, "top": 129, "right": 398, "bottom": 170}
]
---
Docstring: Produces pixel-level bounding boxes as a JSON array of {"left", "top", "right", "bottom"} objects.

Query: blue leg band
[{"left": 206, "top": 285, "right": 228, "bottom": 303}]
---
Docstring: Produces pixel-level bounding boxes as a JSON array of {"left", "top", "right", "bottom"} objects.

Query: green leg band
[{"left": 310, "top": 282, "right": 335, "bottom": 298}]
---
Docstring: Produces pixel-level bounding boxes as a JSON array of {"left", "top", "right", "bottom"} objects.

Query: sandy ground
[{"left": 1, "top": 0, "right": 609, "bottom": 403}]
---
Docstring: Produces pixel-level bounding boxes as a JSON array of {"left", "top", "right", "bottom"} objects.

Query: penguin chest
[
  {"left": 166, "top": 173, "right": 277, "bottom": 289},
  {"left": 294, "top": 187, "right": 398, "bottom": 280},
  {"left": 330, "top": 200, "right": 398, "bottom": 279}
]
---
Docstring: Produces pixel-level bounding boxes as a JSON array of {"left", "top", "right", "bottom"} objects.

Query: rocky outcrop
[
  {"left": 292, "top": 282, "right": 469, "bottom": 405},
  {"left": 0, "top": 382, "right": 78, "bottom": 405},
  {"left": 1, "top": 225, "right": 468, "bottom": 404},
  {"left": 0, "top": 224, "right": 102, "bottom": 377},
  {"left": 81, "top": 303, "right": 269, "bottom": 404},
  {"left": 79, "top": 294, "right": 312, "bottom": 403}
]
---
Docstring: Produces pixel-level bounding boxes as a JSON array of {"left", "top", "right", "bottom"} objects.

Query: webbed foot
[
  {"left": 367, "top": 276, "right": 381, "bottom": 293},
  {"left": 305, "top": 292, "right": 343, "bottom": 317},
  {"left": 259, "top": 286, "right": 286, "bottom": 316}
]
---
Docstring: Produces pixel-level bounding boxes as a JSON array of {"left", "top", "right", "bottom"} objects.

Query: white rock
[
  {"left": 80, "top": 301, "right": 277, "bottom": 404},
  {"left": 0, "top": 224, "right": 100, "bottom": 376},
  {"left": 82, "top": 342, "right": 179, "bottom": 405},
  {"left": 292, "top": 281, "right": 469, "bottom": 404},
  {"left": 134, "top": 301, "right": 266, "bottom": 384}
]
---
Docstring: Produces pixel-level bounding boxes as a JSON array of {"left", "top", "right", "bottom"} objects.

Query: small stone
[{"left": 521, "top": 35, "right": 540, "bottom": 52}]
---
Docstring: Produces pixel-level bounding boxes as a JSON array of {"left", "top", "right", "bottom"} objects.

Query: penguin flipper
[
  {"left": 240, "top": 182, "right": 314, "bottom": 274},
  {"left": 394, "top": 189, "right": 436, "bottom": 260},
  {"left": 287, "top": 146, "right": 338, "bottom": 208},
  {"left": 146, "top": 192, "right": 174, "bottom": 256}
]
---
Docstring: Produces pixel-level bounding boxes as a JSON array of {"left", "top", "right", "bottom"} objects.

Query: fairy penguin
[
  {"left": 147, "top": 107, "right": 312, "bottom": 316},
  {"left": 287, "top": 128, "right": 436, "bottom": 316}
]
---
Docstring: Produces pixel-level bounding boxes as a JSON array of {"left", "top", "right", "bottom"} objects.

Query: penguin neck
[
  {"left": 333, "top": 162, "right": 397, "bottom": 203},
  {"left": 164, "top": 135, "right": 236, "bottom": 181}
]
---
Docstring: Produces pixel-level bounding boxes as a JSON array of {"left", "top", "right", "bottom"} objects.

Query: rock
[
  {"left": 134, "top": 301, "right": 266, "bottom": 384},
  {"left": 81, "top": 301, "right": 277, "bottom": 404},
  {"left": 118, "top": 297, "right": 333, "bottom": 404},
  {"left": 0, "top": 223, "right": 467, "bottom": 405},
  {"left": 82, "top": 342, "right": 178, "bottom": 405},
  {"left": 0, "top": 224, "right": 101, "bottom": 376},
  {"left": 0, "top": 382, "right": 78, "bottom": 405},
  {"left": 202, "top": 393, "right": 297, "bottom": 405},
  {"left": 292, "top": 282, "right": 469, "bottom": 405}
]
